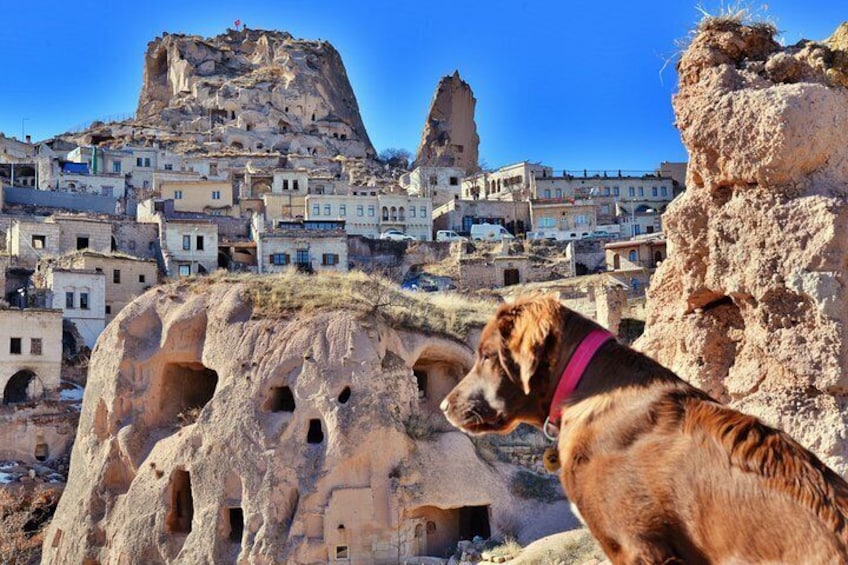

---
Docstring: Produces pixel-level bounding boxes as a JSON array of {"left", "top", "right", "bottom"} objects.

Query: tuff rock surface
[
  {"left": 135, "top": 28, "right": 375, "bottom": 159},
  {"left": 415, "top": 72, "right": 480, "bottom": 174},
  {"left": 42, "top": 280, "right": 573, "bottom": 564},
  {"left": 637, "top": 20, "right": 848, "bottom": 474}
]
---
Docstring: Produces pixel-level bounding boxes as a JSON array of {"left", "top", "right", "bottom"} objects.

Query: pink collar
[{"left": 543, "top": 329, "right": 614, "bottom": 440}]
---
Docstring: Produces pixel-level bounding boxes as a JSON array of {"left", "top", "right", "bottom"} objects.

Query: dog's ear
[{"left": 497, "top": 299, "right": 557, "bottom": 395}]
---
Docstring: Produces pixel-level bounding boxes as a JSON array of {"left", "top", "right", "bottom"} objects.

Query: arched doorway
[{"left": 4, "top": 370, "right": 36, "bottom": 404}]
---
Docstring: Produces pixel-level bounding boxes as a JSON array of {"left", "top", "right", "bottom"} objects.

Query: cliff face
[
  {"left": 637, "top": 20, "right": 848, "bottom": 473},
  {"left": 414, "top": 71, "right": 480, "bottom": 174},
  {"left": 135, "top": 28, "right": 375, "bottom": 159},
  {"left": 42, "top": 275, "right": 573, "bottom": 564}
]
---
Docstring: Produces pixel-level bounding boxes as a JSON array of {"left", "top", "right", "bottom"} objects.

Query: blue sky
[{"left": 1, "top": 1, "right": 845, "bottom": 171}]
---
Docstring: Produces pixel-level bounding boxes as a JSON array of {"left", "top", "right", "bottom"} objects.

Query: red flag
[{"left": 234, "top": 19, "right": 241, "bottom": 29}]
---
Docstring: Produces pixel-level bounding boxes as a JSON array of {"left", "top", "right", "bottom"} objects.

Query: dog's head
[{"left": 441, "top": 295, "right": 565, "bottom": 435}]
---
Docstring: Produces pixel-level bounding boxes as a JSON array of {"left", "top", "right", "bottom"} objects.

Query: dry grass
[
  {"left": 181, "top": 269, "right": 497, "bottom": 340},
  {"left": 0, "top": 485, "right": 62, "bottom": 565},
  {"left": 695, "top": 1, "right": 777, "bottom": 34}
]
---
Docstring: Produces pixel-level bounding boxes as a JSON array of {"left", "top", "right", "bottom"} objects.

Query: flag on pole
[{"left": 234, "top": 19, "right": 241, "bottom": 30}]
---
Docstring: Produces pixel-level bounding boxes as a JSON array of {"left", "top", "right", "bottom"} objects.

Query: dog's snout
[{"left": 439, "top": 397, "right": 449, "bottom": 413}]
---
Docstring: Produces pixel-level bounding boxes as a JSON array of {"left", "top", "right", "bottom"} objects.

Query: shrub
[
  {"left": 403, "top": 411, "right": 454, "bottom": 441},
  {"left": 509, "top": 469, "right": 562, "bottom": 501}
]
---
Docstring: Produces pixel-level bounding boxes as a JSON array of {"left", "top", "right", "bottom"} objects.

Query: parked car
[
  {"left": 380, "top": 230, "right": 417, "bottom": 241},
  {"left": 469, "top": 223, "right": 516, "bottom": 242},
  {"left": 402, "top": 274, "right": 457, "bottom": 292},
  {"left": 435, "top": 230, "right": 468, "bottom": 242}
]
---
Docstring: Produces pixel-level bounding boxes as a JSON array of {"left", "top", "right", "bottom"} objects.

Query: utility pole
[{"left": 21, "top": 117, "right": 29, "bottom": 141}]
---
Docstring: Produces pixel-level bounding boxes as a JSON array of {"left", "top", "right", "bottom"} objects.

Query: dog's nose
[{"left": 440, "top": 398, "right": 449, "bottom": 413}]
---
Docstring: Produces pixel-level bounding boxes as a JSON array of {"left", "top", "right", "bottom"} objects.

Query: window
[
  {"left": 76, "top": 236, "right": 89, "bottom": 250},
  {"left": 410, "top": 207, "right": 416, "bottom": 218},
  {"left": 32, "top": 235, "right": 46, "bottom": 249},
  {"left": 614, "top": 186, "right": 620, "bottom": 196},
  {"left": 112, "top": 161, "right": 122, "bottom": 173},
  {"left": 144, "top": 157, "right": 151, "bottom": 167},
  {"left": 102, "top": 186, "right": 113, "bottom": 197},
  {"left": 335, "top": 546, "right": 350, "bottom": 559},
  {"left": 322, "top": 253, "right": 339, "bottom": 266},
  {"left": 382, "top": 207, "right": 389, "bottom": 221},
  {"left": 634, "top": 225, "right": 642, "bottom": 235},
  {"left": 139, "top": 274, "right": 146, "bottom": 283},
  {"left": 212, "top": 191, "right": 221, "bottom": 200},
  {"left": 539, "top": 217, "right": 556, "bottom": 228},
  {"left": 555, "top": 189, "right": 562, "bottom": 198},
  {"left": 196, "top": 236, "right": 204, "bottom": 251},
  {"left": 182, "top": 235, "right": 191, "bottom": 250},
  {"left": 652, "top": 186, "right": 658, "bottom": 197},
  {"left": 209, "top": 163, "right": 217, "bottom": 176},
  {"left": 179, "top": 264, "right": 191, "bottom": 277},
  {"left": 80, "top": 292, "right": 89, "bottom": 310},
  {"left": 30, "top": 339, "right": 42, "bottom": 356},
  {"left": 164, "top": 164, "right": 173, "bottom": 171},
  {"left": 283, "top": 179, "right": 289, "bottom": 190},
  {"left": 629, "top": 250, "right": 638, "bottom": 262},
  {"left": 10, "top": 338, "right": 22, "bottom": 355},
  {"left": 296, "top": 249, "right": 310, "bottom": 266},
  {"left": 638, "top": 186, "right": 644, "bottom": 197},
  {"left": 293, "top": 180, "right": 299, "bottom": 190},
  {"left": 629, "top": 187, "right": 635, "bottom": 197},
  {"left": 113, "top": 269, "right": 121, "bottom": 284},
  {"left": 312, "top": 204, "right": 320, "bottom": 216},
  {"left": 65, "top": 292, "right": 74, "bottom": 309},
  {"left": 357, "top": 206, "right": 364, "bottom": 217},
  {"left": 368, "top": 206, "right": 375, "bottom": 217},
  {"left": 136, "top": 157, "right": 143, "bottom": 167},
  {"left": 661, "top": 186, "right": 668, "bottom": 197},
  {"left": 174, "top": 190, "right": 183, "bottom": 200},
  {"left": 323, "top": 204, "right": 331, "bottom": 216},
  {"left": 544, "top": 189, "right": 551, "bottom": 199},
  {"left": 271, "top": 253, "right": 290, "bottom": 265},
  {"left": 339, "top": 205, "right": 346, "bottom": 217},
  {"left": 449, "top": 176, "right": 459, "bottom": 186},
  {"left": 419, "top": 206, "right": 426, "bottom": 218},
  {"left": 105, "top": 305, "right": 112, "bottom": 315},
  {"left": 604, "top": 187, "right": 610, "bottom": 196}
]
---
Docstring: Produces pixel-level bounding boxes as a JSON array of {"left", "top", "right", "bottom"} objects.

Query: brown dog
[{"left": 441, "top": 295, "right": 848, "bottom": 564}]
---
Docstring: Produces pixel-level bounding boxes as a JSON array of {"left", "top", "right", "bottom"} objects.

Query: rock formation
[
  {"left": 637, "top": 20, "right": 848, "bottom": 474},
  {"left": 116, "top": 27, "right": 373, "bottom": 160},
  {"left": 42, "top": 274, "right": 573, "bottom": 564},
  {"left": 414, "top": 71, "right": 480, "bottom": 174}
]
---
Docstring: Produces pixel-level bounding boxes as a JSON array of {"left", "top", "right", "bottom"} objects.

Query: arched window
[
  {"left": 382, "top": 207, "right": 389, "bottom": 221},
  {"left": 390, "top": 206, "right": 397, "bottom": 221},
  {"left": 654, "top": 250, "right": 663, "bottom": 264},
  {"left": 613, "top": 254, "right": 621, "bottom": 270},
  {"left": 555, "top": 189, "right": 562, "bottom": 198},
  {"left": 399, "top": 206, "right": 405, "bottom": 221}
]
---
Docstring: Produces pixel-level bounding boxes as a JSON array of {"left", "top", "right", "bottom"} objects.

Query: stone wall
[{"left": 3, "top": 186, "right": 120, "bottom": 215}]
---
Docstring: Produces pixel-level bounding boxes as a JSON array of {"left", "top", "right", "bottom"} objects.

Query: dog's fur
[{"left": 441, "top": 296, "right": 848, "bottom": 564}]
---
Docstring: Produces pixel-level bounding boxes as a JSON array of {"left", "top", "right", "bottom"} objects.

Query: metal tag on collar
[{"left": 543, "top": 416, "right": 559, "bottom": 441}]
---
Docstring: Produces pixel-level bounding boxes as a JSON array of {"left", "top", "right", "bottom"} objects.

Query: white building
[
  {"left": 304, "top": 192, "right": 433, "bottom": 240},
  {"left": 404, "top": 166, "right": 465, "bottom": 207},
  {"left": 256, "top": 222, "right": 348, "bottom": 274},
  {"left": 462, "top": 162, "right": 553, "bottom": 201},
  {"left": 45, "top": 268, "right": 106, "bottom": 349}
]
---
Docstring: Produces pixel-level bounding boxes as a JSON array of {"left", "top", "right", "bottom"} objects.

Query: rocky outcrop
[
  {"left": 134, "top": 27, "right": 375, "bottom": 159},
  {"left": 637, "top": 20, "right": 848, "bottom": 474},
  {"left": 414, "top": 72, "right": 480, "bottom": 174},
  {"left": 42, "top": 276, "right": 573, "bottom": 564}
]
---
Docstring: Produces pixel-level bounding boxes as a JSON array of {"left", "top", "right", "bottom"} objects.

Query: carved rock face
[
  {"left": 41, "top": 281, "right": 573, "bottom": 563},
  {"left": 136, "top": 28, "right": 376, "bottom": 160}
]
